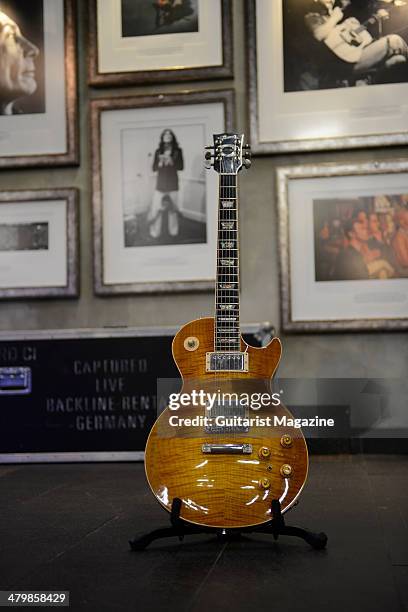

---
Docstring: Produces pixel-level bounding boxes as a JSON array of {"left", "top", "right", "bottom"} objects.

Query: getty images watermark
[{"left": 166, "top": 389, "right": 335, "bottom": 429}]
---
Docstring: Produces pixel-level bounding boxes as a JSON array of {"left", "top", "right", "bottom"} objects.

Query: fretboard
[{"left": 215, "top": 174, "right": 240, "bottom": 351}]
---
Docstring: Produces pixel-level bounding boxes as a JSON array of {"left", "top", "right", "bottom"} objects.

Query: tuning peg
[
  {"left": 205, "top": 151, "right": 213, "bottom": 160},
  {"left": 205, "top": 145, "right": 215, "bottom": 150},
  {"left": 243, "top": 144, "right": 251, "bottom": 149},
  {"left": 204, "top": 159, "right": 213, "bottom": 169},
  {"left": 243, "top": 158, "right": 252, "bottom": 169}
]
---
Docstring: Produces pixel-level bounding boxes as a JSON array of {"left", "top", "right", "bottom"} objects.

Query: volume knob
[
  {"left": 258, "top": 477, "right": 270, "bottom": 490},
  {"left": 258, "top": 446, "right": 271, "bottom": 459},
  {"left": 280, "top": 464, "right": 293, "bottom": 478}
]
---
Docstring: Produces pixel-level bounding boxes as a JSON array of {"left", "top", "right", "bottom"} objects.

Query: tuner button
[
  {"left": 243, "top": 159, "right": 252, "bottom": 169},
  {"left": 204, "top": 151, "right": 212, "bottom": 160}
]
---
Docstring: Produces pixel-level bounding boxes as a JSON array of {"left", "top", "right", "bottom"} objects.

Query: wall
[{"left": 0, "top": 0, "right": 406, "bottom": 383}]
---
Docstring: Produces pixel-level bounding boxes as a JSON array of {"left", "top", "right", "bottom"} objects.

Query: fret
[{"left": 215, "top": 172, "right": 240, "bottom": 350}]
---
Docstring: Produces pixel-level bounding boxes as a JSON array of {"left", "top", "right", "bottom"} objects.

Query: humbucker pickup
[{"left": 205, "top": 352, "right": 249, "bottom": 372}]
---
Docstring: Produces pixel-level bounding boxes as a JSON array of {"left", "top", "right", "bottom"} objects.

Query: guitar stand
[{"left": 129, "top": 498, "right": 328, "bottom": 551}]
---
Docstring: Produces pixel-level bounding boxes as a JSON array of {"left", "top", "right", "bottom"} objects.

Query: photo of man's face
[
  {"left": 0, "top": 10, "right": 39, "bottom": 114},
  {"left": 0, "top": 1, "right": 45, "bottom": 116}
]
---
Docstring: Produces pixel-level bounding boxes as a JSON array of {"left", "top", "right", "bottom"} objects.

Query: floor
[{"left": 0, "top": 455, "right": 407, "bottom": 612}]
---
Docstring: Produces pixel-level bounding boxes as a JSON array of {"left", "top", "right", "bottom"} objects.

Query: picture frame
[
  {"left": 88, "top": 0, "right": 233, "bottom": 86},
  {"left": 247, "top": 0, "right": 408, "bottom": 154},
  {"left": 277, "top": 160, "right": 408, "bottom": 332},
  {"left": 0, "top": 0, "right": 78, "bottom": 169},
  {"left": 91, "top": 90, "right": 234, "bottom": 295},
  {"left": 0, "top": 189, "right": 79, "bottom": 299}
]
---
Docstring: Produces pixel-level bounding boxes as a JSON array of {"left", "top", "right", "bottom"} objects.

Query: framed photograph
[
  {"left": 247, "top": 0, "right": 408, "bottom": 154},
  {"left": 88, "top": 0, "right": 233, "bottom": 86},
  {"left": 277, "top": 160, "right": 408, "bottom": 331},
  {"left": 91, "top": 90, "right": 234, "bottom": 295},
  {"left": 0, "top": 0, "right": 78, "bottom": 168},
  {"left": 0, "top": 189, "right": 79, "bottom": 299}
]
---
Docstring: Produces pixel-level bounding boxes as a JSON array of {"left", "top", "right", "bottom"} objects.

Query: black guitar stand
[{"left": 129, "top": 498, "right": 328, "bottom": 551}]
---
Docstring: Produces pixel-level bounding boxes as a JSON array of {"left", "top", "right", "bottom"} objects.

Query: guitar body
[
  {"left": 145, "top": 317, "right": 308, "bottom": 529},
  {"left": 325, "top": 18, "right": 373, "bottom": 63}
]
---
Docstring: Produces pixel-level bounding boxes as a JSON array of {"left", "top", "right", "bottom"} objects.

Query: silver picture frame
[
  {"left": 0, "top": 189, "right": 79, "bottom": 299},
  {"left": 91, "top": 90, "right": 234, "bottom": 295},
  {"left": 0, "top": 0, "right": 79, "bottom": 169},
  {"left": 88, "top": 0, "right": 233, "bottom": 86},
  {"left": 277, "top": 160, "right": 408, "bottom": 331},
  {"left": 247, "top": 0, "right": 408, "bottom": 154}
]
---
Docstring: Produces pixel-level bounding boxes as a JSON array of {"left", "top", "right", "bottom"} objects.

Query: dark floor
[{"left": 0, "top": 456, "right": 407, "bottom": 612}]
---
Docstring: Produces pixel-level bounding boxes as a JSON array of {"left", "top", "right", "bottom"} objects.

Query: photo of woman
[
  {"left": 147, "top": 129, "right": 184, "bottom": 239},
  {"left": 122, "top": 122, "right": 207, "bottom": 248}
]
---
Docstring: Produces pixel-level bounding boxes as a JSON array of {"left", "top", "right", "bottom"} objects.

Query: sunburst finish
[
  {"left": 145, "top": 317, "right": 308, "bottom": 528},
  {"left": 145, "top": 133, "right": 308, "bottom": 529}
]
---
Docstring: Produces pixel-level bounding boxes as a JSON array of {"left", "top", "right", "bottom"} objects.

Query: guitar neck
[{"left": 215, "top": 173, "right": 240, "bottom": 352}]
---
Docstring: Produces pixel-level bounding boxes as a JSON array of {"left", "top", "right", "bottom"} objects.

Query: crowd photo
[
  {"left": 283, "top": 0, "right": 408, "bottom": 91},
  {"left": 314, "top": 194, "right": 408, "bottom": 281}
]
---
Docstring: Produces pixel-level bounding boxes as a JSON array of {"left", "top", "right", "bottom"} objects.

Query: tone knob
[
  {"left": 258, "top": 446, "right": 271, "bottom": 459},
  {"left": 280, "top": 434, "right": 293, "bottom": 448},
  {"left": 183, "top": 336, "right": 199, "bottom": 351},
  {"left": 258, "top": 477, "right": 270, "bottom": 490},
  {"left": 280, "top": 464, "right": 293, "bottom": 477}
]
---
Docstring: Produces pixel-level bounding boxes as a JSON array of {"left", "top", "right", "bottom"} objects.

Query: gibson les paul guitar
[{"left": 145, "top": 134, "right": 308, "bottom": 528}]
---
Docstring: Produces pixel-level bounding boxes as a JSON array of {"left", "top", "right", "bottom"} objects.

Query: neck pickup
[{"left": 206, "top": 352, "right": 249, "bottom": 372}]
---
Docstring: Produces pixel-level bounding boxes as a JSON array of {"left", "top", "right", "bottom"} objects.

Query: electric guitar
[
  {"left": 145, "top": 134, "right": 308, "bottom": 528},
  {"left": 324, "top": 2, "right": 389, "bottom": 63}
]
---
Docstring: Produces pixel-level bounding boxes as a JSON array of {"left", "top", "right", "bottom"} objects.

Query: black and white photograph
[
  {"left": 91, "top": 91, "right": 233, "bottom": 294},
  {"left": 0, "top": 189, "right": 79, "bottom": 299},
  {"left": 0, "top": 222, "right": 48, "bottom": 252},
  {"left": 89, "top": 0, "right": 232, "bottom": 86},
  {"left": 283, "top": 0, "right": 408, "bottom": 92},
  {"left": 0, "top": 0, "right": 78, "bottom": 168},
  {"left": 121, "top": 0, "right": 199, "bottom": 37},
  {"left": 0, "top": 0, "right": 46, "bottom": 116},
  {"left": 247, "top": 0, "right": 408, "bottom": 153},
  {"left": 277, "top": 160, "right": 408, "bottom": 331},
  {"left": 123, "top": 125, "right": 207, "bottom": 248},
  {"left": 314, "top": 193, "right": 408, "bottom": 282}
]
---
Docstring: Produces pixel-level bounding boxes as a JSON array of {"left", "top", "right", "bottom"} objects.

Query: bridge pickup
[
  {"left": 202, "top": 444, "right": 252, "bottom": 455},
  {"left": 206, "top": 352, "right": 249, "bottom": 372}
]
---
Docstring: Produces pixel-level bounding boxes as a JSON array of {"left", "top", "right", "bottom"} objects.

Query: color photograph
[
  {"left": 121, "top": 0, "right": 199, "bottom": 37},
  {"left": 314, "top": 194, "right": 408, "bottom": 281}
]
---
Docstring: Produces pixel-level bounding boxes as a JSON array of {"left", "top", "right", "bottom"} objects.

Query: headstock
[{"left": 204, "top": 133, "right": 251, "bottom": 174}]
